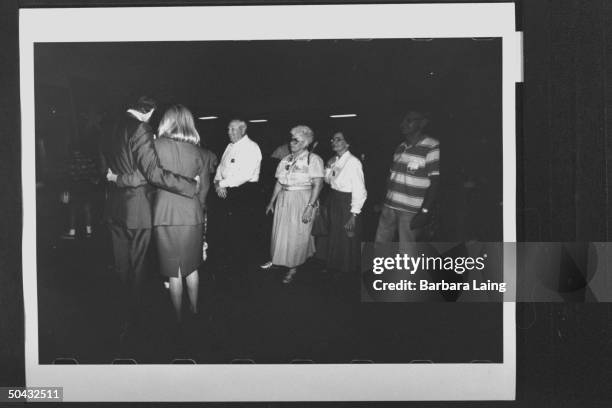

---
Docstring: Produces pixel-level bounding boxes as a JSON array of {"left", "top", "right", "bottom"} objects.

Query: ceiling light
[
  {"left": 198, "top": 116, "right": 218, "bottom": 120},
  {"left": 249, "top": 119, "right": 268, "bottom": 123},
  {"left": 330, "top": 114, "right": 357, "bottom": 118}
]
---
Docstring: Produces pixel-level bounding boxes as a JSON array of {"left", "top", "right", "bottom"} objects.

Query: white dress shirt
[
  {"left": 324, "top": 150, "right": 367, "bottom": 214},
  {"left": 214, "top": 135, "right": 262, "bottom": 188}
]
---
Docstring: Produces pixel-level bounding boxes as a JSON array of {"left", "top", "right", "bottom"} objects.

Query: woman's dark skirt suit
[{"left": 153, "top": 136, "right": 214, "bottom": 277}]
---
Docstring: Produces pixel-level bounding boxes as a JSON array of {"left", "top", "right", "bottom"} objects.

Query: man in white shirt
[
  {"left": 214, "top": 119, "right": 262, "bottom": 282},
  {"left": 214, "top": 119, "right": 262, "bottom": 195}
]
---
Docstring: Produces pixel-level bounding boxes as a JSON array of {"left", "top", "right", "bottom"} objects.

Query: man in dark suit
[{"left": 103, "top": 96, "right": 197, "bottom": 335}]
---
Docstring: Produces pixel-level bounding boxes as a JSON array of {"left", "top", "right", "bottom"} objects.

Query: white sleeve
[
  {"left": 349, "top": 158, "right": 367, "bottom": 214},
  {"left": 214, "top": 146, "right": 229, "bottom": 183}
]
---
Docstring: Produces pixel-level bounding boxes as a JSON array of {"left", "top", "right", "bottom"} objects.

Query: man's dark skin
[{"left": 399, "top": 111, "right": 440, "bottom": 230}]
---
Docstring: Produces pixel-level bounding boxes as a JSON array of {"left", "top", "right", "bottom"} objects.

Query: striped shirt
[{"left": 384, "top": 136, "right": 440, "bottom": 213}]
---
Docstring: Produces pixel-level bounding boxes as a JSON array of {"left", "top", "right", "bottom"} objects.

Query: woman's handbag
[{"left": 311, "top": 202, "right": 329, "bottom": 236}]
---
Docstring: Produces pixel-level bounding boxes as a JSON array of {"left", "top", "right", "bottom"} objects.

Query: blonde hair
[
  {"left": 290, "top": 125, "right": 314, "bottom": 146},
  {"left": 158, "top": 104, "right": 201, "bottom": 145}
]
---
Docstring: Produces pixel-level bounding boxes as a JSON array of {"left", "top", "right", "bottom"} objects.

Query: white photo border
[{"left": 20, "top": 3, "right": 518, "bottom": 401}]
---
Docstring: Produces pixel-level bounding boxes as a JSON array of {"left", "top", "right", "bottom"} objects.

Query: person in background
[
  {"left": 324, "top": 131, "right": 367, "bottom": 279},
  {"left": 60, "top": 141, "right": 100, "bottom": 239},
  {"left": 262, "top": 125, "right": 324, "bottom": 284},
  {"left": 198, "top": 140, "right": 218, "bottom": 265},
  {"left": 270, "top": 141, "right": 290, "bottom": 163},
  {"left": 375, "top": 110, "right": 439, "bottom": 243}
]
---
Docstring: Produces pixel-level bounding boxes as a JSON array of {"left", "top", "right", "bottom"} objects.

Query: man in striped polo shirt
[{"left": 375, "top": 111, "right": 440, "bottom": 243}]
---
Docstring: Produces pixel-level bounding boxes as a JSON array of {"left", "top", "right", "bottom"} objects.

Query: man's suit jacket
[{"left": 103, "top": 113, "right": 196, "bottom": 229}]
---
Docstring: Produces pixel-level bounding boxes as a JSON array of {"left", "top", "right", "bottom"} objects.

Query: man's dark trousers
[
  {"left": 108, "top": 222, "right": 151, "bottom": 324},
  {"left": 222, "top": 182, "right": 261, "bottom": 289}
]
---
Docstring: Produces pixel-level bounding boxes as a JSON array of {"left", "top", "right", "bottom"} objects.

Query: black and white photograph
[
  {"left": 18, "top": 3, "right": 517, "bottom": 401},
  {"left": 6, "top": 0, "right": 612, "bottom": 406},
  {"left": 34, "top": 37, "right": 505, "bottom": 362}
]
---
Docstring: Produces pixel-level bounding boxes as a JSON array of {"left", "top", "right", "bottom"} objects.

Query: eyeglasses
[{"left": 330, "top": 137, "right": 345, "bottom": 142}]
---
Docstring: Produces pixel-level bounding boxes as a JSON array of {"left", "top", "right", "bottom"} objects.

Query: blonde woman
[
  {"left": 263, "top": 125, "right": 324, "bottom": 283},
  {"left": 152, "top": 105, "right": 213, "bottom": 322}
]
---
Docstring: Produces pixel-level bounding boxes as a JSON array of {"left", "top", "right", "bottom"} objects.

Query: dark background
[
  {"left": 2, "top": 0, "right": 612, "bottom": 407},
  {"left": 33, "top": 40, "right": 503, "bottom": 363},
  {"left": 34, "top": 38, "right": 502, "bottom": 242}
]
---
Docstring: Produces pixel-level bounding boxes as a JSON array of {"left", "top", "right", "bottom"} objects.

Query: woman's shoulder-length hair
[{"left": 157, "top": 104, "right": 201, "bottom": 145}]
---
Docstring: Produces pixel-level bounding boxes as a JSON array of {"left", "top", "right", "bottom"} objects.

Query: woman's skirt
[
  {"left": 327, "top": 189, "right": 362, "bottom": 274},
  {"left": 271, "top": 189, "right": 315, "bottom": 268},
  {"left": 155, "top": 224, "right": 202, "bottom": 278}
]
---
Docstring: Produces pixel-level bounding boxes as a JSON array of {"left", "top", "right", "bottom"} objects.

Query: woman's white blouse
[
  {"left": 275, "top": 150, "right": 324, "bottom": 189},
  {"left": 324, "top": 151, "right": 367, "bottom": 214}
]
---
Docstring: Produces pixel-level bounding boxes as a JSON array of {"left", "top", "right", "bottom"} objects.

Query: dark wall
[
  {"left": 522, "top": 0, "right": 608, "bottom": 242},
  {"left": 518, "top": 1, "right": 612, "bottom": 406},
  {"left": 0, "top": 0, "right": 23, "bottom": 388}
]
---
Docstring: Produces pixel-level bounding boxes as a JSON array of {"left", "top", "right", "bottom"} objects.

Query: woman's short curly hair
[{"left": 290, "top": 125, "right": 314, "bottom": 146}]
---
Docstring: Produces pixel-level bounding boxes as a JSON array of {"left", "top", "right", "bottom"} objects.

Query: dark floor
[{"left": 36, "top": 189, "right": 503, "bottom": 364}]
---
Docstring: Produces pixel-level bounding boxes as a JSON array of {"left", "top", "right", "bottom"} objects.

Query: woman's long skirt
[
  {"left": 271, "top": 189, "right": 315, "bottom": 268},
  {"left": 327, "top": 189, "right": 362, "bottom": 274},
  {"left": 155, "top": 224, "right": 202, "bottom": 277}
]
